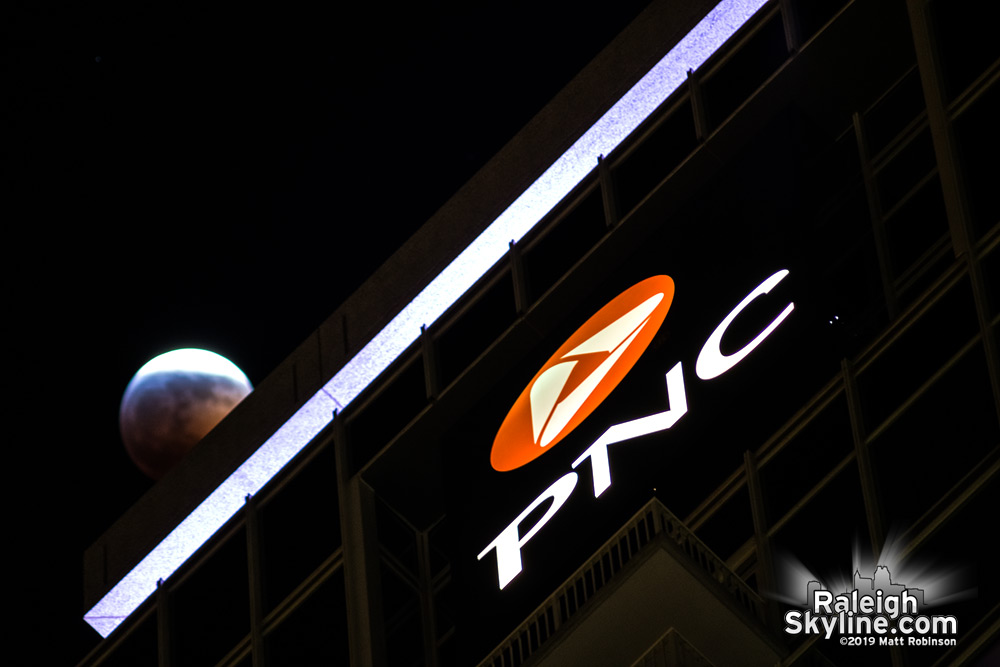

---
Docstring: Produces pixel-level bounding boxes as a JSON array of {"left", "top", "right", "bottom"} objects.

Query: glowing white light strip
[{"left": 85, "top": 0, "right": 770, "bottom": 637}]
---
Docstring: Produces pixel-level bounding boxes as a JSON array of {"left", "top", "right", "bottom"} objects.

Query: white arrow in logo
[{"left": 529, "top": 293, "right": 665, "bottom": 447}]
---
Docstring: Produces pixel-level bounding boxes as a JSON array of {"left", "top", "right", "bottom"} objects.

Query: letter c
[{"left": 696, "top": 269, "right": 794, "bottom": 380}]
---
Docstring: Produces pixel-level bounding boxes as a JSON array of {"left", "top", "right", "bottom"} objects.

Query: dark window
[
  {"left": 613, "top": 101, "right": 698, "bottom": 215},
  {"left": 870, "top": 345, "right": 999, "bottom": 529},
  {"left": 377, "top": 495, "right": 419, "bottom": 577},
  {"left": 929, "top": 0, "right": 1000, "bottom": 101},
  {"left": 864, "top": 68, "right": 925, "bottom": 157},
  {"left": 523, "top": 185, "right": 606, "bottom": 300},
  {"left": 173, "top": 527, "right": 250, "bottom": 667},
  {"left": 260, "top": 442, "right": 340, "bottom": 613},
  {"left": 791, "top": 0, "right": 849, "bottom": 43},
  {"left": 704, "top": 13, "right": 788, "bottom": 128},
  {"left": 265, "top": 571, "right": 350, "bottom": 666},
  {"left": 98, "top": 610, "right": 157, "bottom": 667},
  {"left": 348, "top": 355, "right": 427, "bottom": 472},
  {"left": 875, "top": 128, "right": 936, "bottom": 212},
  {"left": 694, "top": 484, "right": 753, "bottom": 563},
  {"left": 884, "top": 173, "right": 948, "bottom": 280},
  {"left": 759, "top": 394, "right": 853, "bottom": 524},
  {"left": 437, "top": 270, "right": 519, "bottom": 388},
  {"left": 770, "top": 464, "right": 868, "bottom": 577},
  {"left": 381, "top": 561, "right": 424, "bottom": 667},
  {"left": 857, "top": 276, "right": 978, "bottom": 433},
  {"left": 953, "top": 80, "right": 1000, "bottom": 240}
]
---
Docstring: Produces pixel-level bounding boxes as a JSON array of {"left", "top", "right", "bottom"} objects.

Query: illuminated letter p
[{"left": 477, "top": 472, "right": 579, "bottom": 589}]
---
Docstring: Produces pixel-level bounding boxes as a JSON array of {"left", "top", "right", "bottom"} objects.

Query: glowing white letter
[
  {"left": 478, "top": 472, "right": 579, "bottom": 589},
  {"left": 696, "top": 270, "right": 794, "bottom": 380},
  {"left": 572, "top": 362, "right": 688, "bottom": 497}
]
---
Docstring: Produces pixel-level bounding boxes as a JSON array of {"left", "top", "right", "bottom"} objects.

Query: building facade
[{"left": 80, "top": 0, "right": 998, "bottom": 665}]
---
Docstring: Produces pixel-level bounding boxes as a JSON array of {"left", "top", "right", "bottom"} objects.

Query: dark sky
[{"left": 7, "top": 1, "right": 653, "bottom": 663}]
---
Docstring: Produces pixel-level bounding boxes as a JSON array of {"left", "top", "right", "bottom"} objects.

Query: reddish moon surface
[{"left": 119, "top": 349, "right": 252, "bottom": 480}]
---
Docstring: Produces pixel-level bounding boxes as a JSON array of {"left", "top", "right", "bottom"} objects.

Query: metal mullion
[
  {"left": 778, "top": 0, "right": 801, "bottom": 52},
  {"left": 687, "top": 67, "right": 711, "bottom": 142},
  {"left": 416, "top": 530, "right": 439, "bottom": 667},
  {"left": 893, "top": 234, "right": 951, "bottom": 296},
  {"left": 852, "top": 258, "right": 966, "bottom": 374},
  {"left": 244, "top": 495, "right": 266, "bottom": 667},
  {"left": 213, "top": 638, "right": 252, "bottom": 667},
  {"left": 864, "top": 331, "right": 981, "bottom": 445},
  {"left": 896, "top": 450, "right": 999, "bottom": 563},
  {"left": 907, "top": 0, "right": 1000, "bottom": 426},
  {"left": 869, "top": 115, "right": 929, "bottom": 171},
  {"left": 377, "top": 545, "right": 420, "bottom": 591},
  {"left": 508, "top": 239, "right": 531, "bottom": 315},
  {"left": 684, "top": 469, "right": 746, "bottom": 533},
  {"left": 335, "top": 414, "right": 387, "bottom": 667},
  {"left": 156, "top": 580, "right": 174, "bottom": 667},
  {"left": 604, "top": 92, "right": 692, "bottom": 168},
  {"left": 842, "top": 358, "right": 886, "bottom": 556},
  {"left": 420, "top": 324, "right": 440, "bottom": 400},
  {"left": 743, "top": 450, "right": 779, "bottom": 631},
  {"left": 853, "top": 111, "right": 899, "bottom": 318},
  {"left": 766, "top": 452, "right": 855, "bottom": 538},
  {"left": 687, "top": 379, "right": 846, "bottom": 534},
  {"left": 906, "top": 0, "right": 973, "bottom": 257},
  {"left": 945, "top": 57, "right": 1000, "bottom": 119},
  {"left": 259, "top": 550, "right": 343, "bottom": 633},
  {"left": 598, "top": 154, "right": 620, "bottom": 228},
  {"left": 695, "top": 3, "right": 782, "bottom": 83},
  {"left": 755, "top": 379, "right": 845, "bottom": 467},
  {"left": 879, "top": 167, "right": 937, "bottom": 222}
]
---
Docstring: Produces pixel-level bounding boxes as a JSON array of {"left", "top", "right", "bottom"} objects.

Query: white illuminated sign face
[
  {"left": 532, "top": 294, "right": 664, "bottom": 449},
  {"left": 478, "top": 270, "right": 793, "bottom": 589},
  {"left": 85, "top": 0, "right": 771, "bottom": 637},
  {"left": 696, "top": 269, "right": 794, "bottom": 380}
]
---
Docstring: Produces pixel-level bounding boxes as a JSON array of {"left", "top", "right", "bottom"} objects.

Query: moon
[{"left": 119, "top": 348, "right": 252, "bottom": 480}]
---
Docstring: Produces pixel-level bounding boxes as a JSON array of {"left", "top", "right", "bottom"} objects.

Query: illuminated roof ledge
[{"left": 84, "top": 0, "right": 769, "bottom": 633}]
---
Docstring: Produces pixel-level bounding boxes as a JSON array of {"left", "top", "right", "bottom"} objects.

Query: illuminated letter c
[{"left": 695, "top": 269, "right": 794, "bottom": 380}]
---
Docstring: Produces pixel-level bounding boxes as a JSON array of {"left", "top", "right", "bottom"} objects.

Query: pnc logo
[
  {"left": 479, "top": 269, "right": 795, "bottom": 589},
  {"left": 491, "top": 276, "right": 675, "bottom": 472}
]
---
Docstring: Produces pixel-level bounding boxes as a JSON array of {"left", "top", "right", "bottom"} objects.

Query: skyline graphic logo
[{"left": 491, "top": 275, "right": 675, "bottom": 472}]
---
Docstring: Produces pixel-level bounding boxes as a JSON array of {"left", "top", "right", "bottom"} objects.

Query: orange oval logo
[{"left": 491, "top": 275, "right": 675, "bottom": 471}]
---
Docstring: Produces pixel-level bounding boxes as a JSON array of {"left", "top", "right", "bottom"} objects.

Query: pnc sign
[
  {"left": 491, "top": 275, "right": 675, "bottom": 472},
  {"left": 479, "top": 269, "right": 795, "bottom": 589}
]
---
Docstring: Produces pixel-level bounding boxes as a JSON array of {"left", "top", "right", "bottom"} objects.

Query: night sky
[{"left": 8, "top": 1, "right": 653, "bottom": 663}]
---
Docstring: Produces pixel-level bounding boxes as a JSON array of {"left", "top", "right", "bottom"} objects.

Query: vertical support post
[
  {"left": 421, "top": 325, "right": 440, "bottom": 400},
  {"left": 907, "top": 0, "right": 1000, "bottom": 428},
  {"left": 744, "top": 450, "right": 780, "bottom": 630},
  {"left": 853, "top": 112, "right": 899, "bottom": 319},
  {"left": 905, "top": 0, "right": 971, "bottom": 257},
  {"left": 245, "top": 494, "right": 267, "bottom": 667},
  {"left": 846, "top": 360, "right": 902, "bottom": 667},
  {"left": 687, "top": 68, "right": 711, "bottom": 142},
  {"left": 509, "top": 240, "right": 531, "bottom": 315},
  {"left": 416, "top": 530, "right": 439, "bottom": 667},
  {"left": 156, "top": 579, "right": 174, "bottom": 667},
  {"left": 334, "top": 412, "right": 387, "bottom": 667},
  {"left": 841, "top": 359, "right": 885, "bottom": 558},
  {"left": 779, "top": 0, "right": 801, "bottom": 53},
  {"left": 597, "top": 155, "right": 619, "bottom": 228}
]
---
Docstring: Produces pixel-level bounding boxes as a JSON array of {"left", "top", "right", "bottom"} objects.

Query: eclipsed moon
[{"left": 119, "top": 348, "right": 252, "bottom": 480}]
